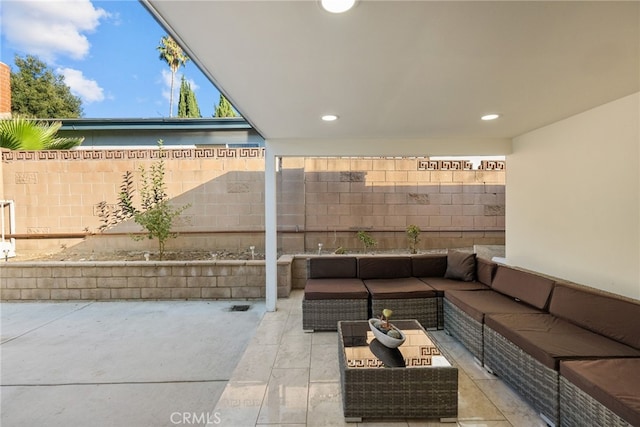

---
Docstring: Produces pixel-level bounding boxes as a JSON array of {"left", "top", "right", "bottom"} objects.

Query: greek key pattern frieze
[
  {"left": 420, "top": 345, "right": 441, "bottom": 356},
  {"left": 1, "top": 147, "right": 266, "bottom": 162},
  {"left": 347, "top": 358, "right": 384, "bottom": 368},
  {"left": 417, "top": 160, "right": 474, "bottom": 171},
  {"left": 478, "top": 160, "right": 505, "bottom": 170},
  {"left": 406, "top": 357, "right": 433, "bottom": 367}
]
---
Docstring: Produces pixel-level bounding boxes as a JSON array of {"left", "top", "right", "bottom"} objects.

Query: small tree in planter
[
  {"left": 357, "top": 230, "right": 377, "bottom": 253},
  {"left": 406, "top": 224, "right": 421, "bottom": 254},
  {"left": 97, "top": 140, "right": 190, "bottom": 260},
  {"left": 132, "top": 140, "right": 190, "bottom": 260}
]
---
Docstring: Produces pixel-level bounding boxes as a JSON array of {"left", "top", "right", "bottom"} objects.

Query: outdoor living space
[{"left": 2, "top": 289, "right": 546, "bottom": 427}]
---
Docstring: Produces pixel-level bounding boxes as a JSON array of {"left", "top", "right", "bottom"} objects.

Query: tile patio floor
[{"left": 214, "top": 290, "right": 548, "bottom": 427}]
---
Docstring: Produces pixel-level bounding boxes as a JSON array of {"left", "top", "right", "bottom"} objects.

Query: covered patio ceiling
[
  {"left": 141, "top": 1, "right": 639, "bottom": 312},
  {"left": 142, "top": 0, "right": 638, "bottom": 153}
]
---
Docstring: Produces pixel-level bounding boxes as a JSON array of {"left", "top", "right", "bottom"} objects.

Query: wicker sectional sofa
[
  {"left": 302, "top": 251, "right": 485, "bottom": 331},
  {"left": 302, "top": 256, "right": 370, "bottom": 331},
  {"left": 301, "top": 252, "right": 640, "bottom": 426},
  {"left": 442, "top": 265, "right": 640, "bottom": 427}
]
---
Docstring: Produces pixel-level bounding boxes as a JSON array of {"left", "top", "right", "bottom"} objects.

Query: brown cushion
[
  {"left": 420, "top": 277, "right": 488, "bottom": 295},
  {"left": 304, "top": 278, "right": 369, "bottom": 300},
  {"left": 411, "top": 254, "right": 447, "bottom": 277},
  {"left": 445, "top": 289, "right": 542, "bottom": 323},
  {"left": 358, "top": 256, "right": 412, "bottom": 280},
  {"left": 485, "top": 313, "right": 640, "bottom": 370},
  {"left": 549, "top": 284, "right": 640, "bottom": 350},
  {"left": 491, "top": 265, "right": 555, "bottom": 310},
  {"left": 560, "top": 358, "right": 640, "bottom": 427},
  {"left": 476, "top": 258, "right": 497, "bottom": 286},
  {"left": 444, "top": 250, "right": 476, "bottom": 282},
  {"left": 307, "top": 256, "right": 357, "bottom": 279},
  {"left": 364, "top": 277, "right": 436, "bottom": 299}
]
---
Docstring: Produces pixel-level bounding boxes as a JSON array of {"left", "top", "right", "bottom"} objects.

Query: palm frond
[{"left": 0, "top": 118, "right": 83, "bottom": 150}]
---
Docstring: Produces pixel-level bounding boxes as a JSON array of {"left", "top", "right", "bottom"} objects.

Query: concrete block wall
[
  {"left": 301, "top": 157, "right": 505, "bottom": 252},
  {"left": 0, "top": 257, "right": 292, "bottom": 301},
  {"left": 0, "top": 149, "right": 505, "bottom": 256}
]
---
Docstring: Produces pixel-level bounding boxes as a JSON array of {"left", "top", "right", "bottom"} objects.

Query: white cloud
[
  {"left": 59, "top": 67, "right": 104, "bottom": 103},
  {"left": 160, "top": 69, "right": 174, "bottom": 103},
  {"left": 2, "top": 0, "right": 108, "bottom": 62},
  {"left": 159, "top": 70, "right": 198, "bottom": 115}
]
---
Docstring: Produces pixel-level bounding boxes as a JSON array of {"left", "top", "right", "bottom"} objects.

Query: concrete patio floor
[
  {"left": 1, "top": 291, "right": 548, "bottom": 426},
  {"left": 1, "top": 299, "right": 264, "bottom": 427}
]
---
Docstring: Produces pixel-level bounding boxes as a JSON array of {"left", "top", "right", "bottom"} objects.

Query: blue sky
[{"left": 0, "top": 0, "right": 222, "bottom": 118}]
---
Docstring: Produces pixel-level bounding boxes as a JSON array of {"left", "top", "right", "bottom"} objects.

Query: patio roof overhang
[
  {"left": 141, "top": 0, "right": 639, "bottom": 310},
  {"left": 142, "top": 0, "right": 639, "bottom": 149}
]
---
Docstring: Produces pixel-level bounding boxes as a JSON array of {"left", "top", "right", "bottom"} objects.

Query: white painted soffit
[{"left": 143, "top": 1, "right": 639, "bottom": 147}]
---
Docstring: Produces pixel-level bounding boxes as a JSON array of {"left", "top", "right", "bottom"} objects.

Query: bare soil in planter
[{"left": 7, "top": 249, "right": 265, "bottom": 262}]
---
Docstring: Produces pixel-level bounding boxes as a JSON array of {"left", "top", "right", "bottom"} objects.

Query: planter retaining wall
[{"left": 0, "top": 256, "right": 293, "bottom": 301}]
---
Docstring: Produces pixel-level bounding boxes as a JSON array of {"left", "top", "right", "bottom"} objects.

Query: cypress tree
[
  {"left": 214, "top": 94, "right": 237, "bottom": 117},
  {"left": 177, "top": 76, "right": 201, "bottom": 118}
]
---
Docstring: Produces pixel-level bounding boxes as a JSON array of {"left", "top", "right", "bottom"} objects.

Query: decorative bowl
[{"left": 368, "top": 318, "right": 406, "bottom": 348}]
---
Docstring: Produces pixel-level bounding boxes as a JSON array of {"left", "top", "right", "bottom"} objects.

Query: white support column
[{"left": 264, "top": 144, "right": 278, "bottom": 312}]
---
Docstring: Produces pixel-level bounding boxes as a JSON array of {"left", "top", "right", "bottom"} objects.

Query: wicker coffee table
[{"left": 338, "top": 319, "right": 458, "bottom": 422}]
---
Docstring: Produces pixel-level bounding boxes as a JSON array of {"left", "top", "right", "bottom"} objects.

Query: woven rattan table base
[{"left": 338, "top": 320, "right": 458, "bottom": 422}]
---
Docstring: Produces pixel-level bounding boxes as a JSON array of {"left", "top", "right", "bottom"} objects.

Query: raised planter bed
[{"left": 0, "top": 256, "right": 293, "bottom": 301}]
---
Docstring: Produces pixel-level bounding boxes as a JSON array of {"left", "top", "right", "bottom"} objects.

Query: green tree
[
  {"left": 10, "top": 55, "right": 83, "bottom": 118},
  {"left": 177, "top": 76, "right": 201, "bottom": 118},
  {"left": 406, "top": 224, "right": 421, "bottom": 254},
  {"left": 0, "top": 117, "right": 83, "bottom": 150},
  {"left": 97, "top": 170, "right": 137, "bottom": 231},
  {"left": 157, "top": 36, "right": 189, "bottom": 117},
  {"left": 214, "top": 94, "right": 238, "bottom": 117},
  {"left": 357, "top": 230, "right": 377, "bottom": 253},
  {"left": 132, "top": 140, "right": 190, "bottom": 260}
]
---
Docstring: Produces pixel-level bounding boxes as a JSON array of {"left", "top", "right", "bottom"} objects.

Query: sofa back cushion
[
  {"left": 411, "top": 254, "right": 447, "bottom": 277},
  {"left": 358, "top": 256, "right": 412, "bottom": 279},
  {"left": 307, "top": 257, "right": 358, "bottom": 279},
  {"left": 476, "top": 258, "right": 497, "bottom": 286},
  {"left": 491, "top": 265, "right": 555, "bottom": 310},
  {"left": 549, "top": 284, "right": 640, "bottom": 350}
]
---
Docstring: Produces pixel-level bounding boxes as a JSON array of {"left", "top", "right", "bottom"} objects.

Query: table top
[{"left": 339, "top": 319, "right": 452, "bottom": 369}]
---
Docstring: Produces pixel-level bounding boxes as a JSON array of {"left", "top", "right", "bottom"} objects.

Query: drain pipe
[{"left": 0, "top": 200, "right": 16, "bottom": 259}]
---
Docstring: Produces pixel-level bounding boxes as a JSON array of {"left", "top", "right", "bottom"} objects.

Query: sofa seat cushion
[
  {"left": 445, "top": 289, "right": 542, "bottom": 323},
  {"left": 485, "top": 313, "right": 640, "bottom": 370},
  {"left": 491, "top": 265, "right": 555, "bottom": 310},
  {"left": 364, "top": 277, "right": 436, "bottom": 299},
  {"left": 560, "top": 358, "right": 640, "bottom": 427},
  {"left": 419, "top": 277, "right": 489, "bottom": 294},
  {"left": 304, "top": 278, "right": 369, "bottom": 300}
]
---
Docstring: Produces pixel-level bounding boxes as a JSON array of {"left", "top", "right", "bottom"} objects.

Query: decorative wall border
[
  {"left": 1, "top": 147, "right": 266, "bottom": 161},
  {"left": 1, "top": 149, "right": 506, "bottom": 170},
  {"left": 418, "top": 160, "right": 474, "bottom": 170},
  {"left": 478, "top": 160, "right": 506, "bottom": 170}
]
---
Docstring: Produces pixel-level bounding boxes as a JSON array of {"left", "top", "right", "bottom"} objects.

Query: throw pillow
[{"left": 444, "top": 250, "right": 476, "bottom": 282}]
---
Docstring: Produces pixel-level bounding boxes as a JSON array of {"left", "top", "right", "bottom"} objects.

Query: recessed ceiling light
[
  {"left": 321, "top": 114, "right": 339, "bottom": 121},
  {"left": 320, "top": 0, "right": 356, "bottom": 14},
  {"left": 481, "top": 114, "right": 500, "bottom": 121}
]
